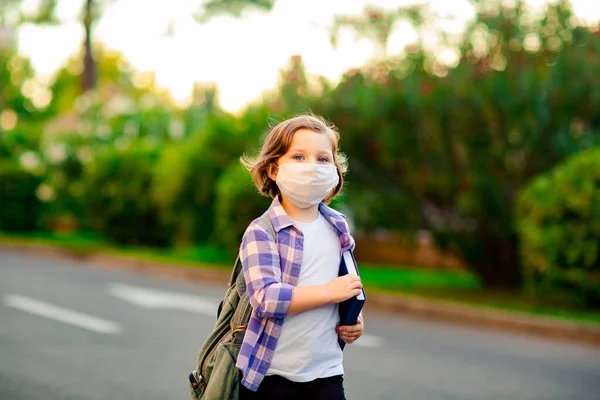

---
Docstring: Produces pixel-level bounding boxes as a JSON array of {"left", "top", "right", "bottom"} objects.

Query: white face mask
[{"left": 275, "top": 163, "right": 339, "bottom": 209}]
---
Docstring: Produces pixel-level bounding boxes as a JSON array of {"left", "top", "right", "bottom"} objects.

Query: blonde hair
[{"left": 241, "top": 113, "right": 348, "bottom": 204}]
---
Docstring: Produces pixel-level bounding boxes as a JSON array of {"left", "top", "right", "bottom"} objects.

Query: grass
[
  {"left": 1, "top": 231, "right": 599, "bottom": 326},
  {"left": 358, "top": 266, "right": 481, "bottom": 291},
  {"left": 0, "top": 231, "right": 232, "bottom": 270},
  {"left": 358, "top": 265, "right": 600, "bottom": 325},
  {"left": 390, "top": 287, "right": 600, "bottom": 325}
]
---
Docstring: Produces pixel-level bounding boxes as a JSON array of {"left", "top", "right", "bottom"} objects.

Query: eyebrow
[{"left": 289, "top": 148, "right": 333, "bottom": 155}]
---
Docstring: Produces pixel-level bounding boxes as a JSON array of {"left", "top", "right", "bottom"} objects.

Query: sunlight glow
[{"left": 15, "top": 0, "right": 599, "bottom": 112}]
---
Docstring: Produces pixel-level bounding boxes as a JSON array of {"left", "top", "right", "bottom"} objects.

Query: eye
[
  {"left": 318, "top": 156, "right": 330, "bottom": 163},
  {"left": 293, "top": 154, "right": 304, "bottom": 161}
]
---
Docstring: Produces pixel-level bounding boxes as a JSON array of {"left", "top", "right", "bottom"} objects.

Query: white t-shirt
[{"left": 266, "top": 213, "right": 343, "bottom": 382}]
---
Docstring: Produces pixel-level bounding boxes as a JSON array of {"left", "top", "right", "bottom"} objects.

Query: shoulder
[
  {"left": 242, "top": 216, "right": 276, "bottom": 244},
  {"left": 320, "top": 203, "right": 352, "bottom": 233},
  {"left": 239, "top": 219, "right": 275, "bottom": 262},
  {"left": 328, "top": 206, "right": 347, "bottom": 220},
  {"left": 319, "top": 202, "right": 348, "bottom": 221}
]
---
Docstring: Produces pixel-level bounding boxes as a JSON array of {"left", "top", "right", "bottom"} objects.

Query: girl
[{"left": 237, "top": 114, "right": 364, "bottom": 400}]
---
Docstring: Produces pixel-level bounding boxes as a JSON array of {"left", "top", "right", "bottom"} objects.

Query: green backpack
[{"left": 189, "top": 213, "right": 275, "bottom": 400}]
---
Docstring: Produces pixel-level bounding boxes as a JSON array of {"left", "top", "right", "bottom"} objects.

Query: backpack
[{"left": 189, "top": 212, "right": 276, "bottom": 400}]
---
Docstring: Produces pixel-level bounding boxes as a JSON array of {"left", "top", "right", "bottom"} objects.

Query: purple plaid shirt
[{"left": 236, "top": 196, "right": 355, "bottom": 392}]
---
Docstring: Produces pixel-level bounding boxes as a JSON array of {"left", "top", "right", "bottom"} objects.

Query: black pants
[{"left": 239, "top": 374, "right": 346, "bottom": 400}]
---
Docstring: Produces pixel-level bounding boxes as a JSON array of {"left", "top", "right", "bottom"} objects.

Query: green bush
[
  {"left": 152, "top": 139, "right": 220, "bottom": 245},
  {"left": 153, "top": 111, "right": 265, "bottom": 246},
  {"left": 82, "top": 143, "right": 170, "bottom": 247},
  {"left": 0, "top": 161, "right": 43, "bottom": 232},
  {"left": 0, "top": 122, "right": 43, "bottom": 160},
  {"left": 516, "top": 146, "right": 600, "bottom": 308},
  {"left": 215, "top": 162, "right": 271, "bottom": 256},
  {"left": 315, "top": 3, "right": 600, "bottom": 287}
]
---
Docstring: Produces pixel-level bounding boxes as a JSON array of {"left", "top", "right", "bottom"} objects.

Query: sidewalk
[{"left": 2, "top": 242, "right": 599, "bottom": 347}]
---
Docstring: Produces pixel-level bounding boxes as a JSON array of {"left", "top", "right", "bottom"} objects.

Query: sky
[{"left": 14, "top": 0, "right": 600, "bottom": 112}]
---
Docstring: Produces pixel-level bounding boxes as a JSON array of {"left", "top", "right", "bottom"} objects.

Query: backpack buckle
[
  {"left": 232, "top": 324, "right": 247, "bottom": 334},
  {"left": 232, "top": 324, "right": 248, "bottom": 342},
  {"left": 189, "top": 371, "right": 205, "bottom": 389}
]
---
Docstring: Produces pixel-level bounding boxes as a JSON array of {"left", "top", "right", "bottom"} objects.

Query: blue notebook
[{"left": 338, "top": 250, "right": 366, "bottom": 350}]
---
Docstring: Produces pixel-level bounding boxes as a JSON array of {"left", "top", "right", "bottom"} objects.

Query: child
[{"left": 237, "top": 114, "right": 364, "bottom": 400}]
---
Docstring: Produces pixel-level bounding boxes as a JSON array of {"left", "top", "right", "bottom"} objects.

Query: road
[{"left": 1, "top": 251, "right": 599, "bottom": 400}]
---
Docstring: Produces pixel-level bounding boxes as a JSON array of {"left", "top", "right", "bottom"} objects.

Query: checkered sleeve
[{"left": 240, "top": 220, "right": 293, "bottom": 319}]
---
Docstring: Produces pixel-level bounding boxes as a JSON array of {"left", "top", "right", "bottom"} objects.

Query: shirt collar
[
  {"left": 266, "top": 196, "right": 295, "bottom": 232},
  {"left": 266, "top": 196, "right": 350, "bottom": 237}
]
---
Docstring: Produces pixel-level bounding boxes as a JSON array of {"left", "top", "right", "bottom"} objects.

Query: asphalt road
[{"left": 1, "top": 251, "right": 599, "bottom": 400}]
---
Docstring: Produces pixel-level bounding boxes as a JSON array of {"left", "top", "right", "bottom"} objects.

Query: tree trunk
[
  {"left": 475, "top": 235, "right": 521, "bottom": 288},
  {"left": 82, "top": 0, "right": 96, "bottom": 92}
]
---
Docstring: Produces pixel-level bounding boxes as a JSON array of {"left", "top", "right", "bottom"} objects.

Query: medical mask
[{"left": 275, "top": 163, "right": 339, "bottom": 209}]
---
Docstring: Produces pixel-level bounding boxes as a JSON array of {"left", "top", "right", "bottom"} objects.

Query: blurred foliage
[
  {"left": 0, "top": 160, "right": 43, "bottom": 232},
  {"left": 1, "top": 0, "right": 599, "bottom": 301},
  {"left": 215, "top": 161, "right": 271, "bottom": 256},
  {"left": 0, "top": 0, "right": 59, "bottom": 26},
  {"left": 517, "top": 146, "right": 600, "bottom": 308},
  {"left": 0, "top": 47, "right": 42, "bottom": 120},
  {"left": 316, "top": 0, "right": 600, "bottom": 287},
  {"left": 81, "top": 143, "right": 170, "bottom": 247},
  {"left": 194, "top": 0, "right": 276, "bottom": 23},
  {"left": 331, "top": 5, "right": 421, "bottom": 57},
  {"left": 2, "top": 0, "right": 113, "bottom": 92},
  {"left": 152, "top": 109, "right": 262, "bottom": 245}
]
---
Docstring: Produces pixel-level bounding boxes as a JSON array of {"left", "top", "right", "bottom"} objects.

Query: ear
[{"left": 267, "top": 162, "right": 278, "bottom": 181}]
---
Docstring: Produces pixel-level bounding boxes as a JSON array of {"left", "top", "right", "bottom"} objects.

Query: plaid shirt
[{"left": 236, "top": 196, "right": 355, "bottom": 392}]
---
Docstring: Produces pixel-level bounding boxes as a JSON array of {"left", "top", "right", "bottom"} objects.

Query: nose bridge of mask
[
  {"left": 300, "top": 163, "right": 322, "bottom": 182},
  {"left": 281, "top": 163, "right": 314, "bottom": 180},
  {"left": 278, "top": 163, "right": 338, "bottom": 184}
]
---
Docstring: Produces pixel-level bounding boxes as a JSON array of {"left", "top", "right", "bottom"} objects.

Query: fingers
[
  {"left": 332, "top": 275, "right": 363, "bottom": 303},
  {"left": 336, "top": 316, "right": 365, "bottom": 345},
  {"left": 346, "top": 275, "right": 362, "bottom": 289},
  {"left": 338, "top": 331, "right": 361, "bottom": 342},
  {"left": 337, "top": 324, "right": 361, "bottom": 334},
  {"left": 340, "top": 336, "right": 357, "bottom": 344},
  {"left": 337, "top": 329, "right": 362, "bottom": 344},
  {"left": 337, "top": 324, "right": 363, "bottom": 344}
]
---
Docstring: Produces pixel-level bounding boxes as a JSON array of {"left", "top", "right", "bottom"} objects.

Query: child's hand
[
  {"left": 324, "top": 275, "right": 363, "bottom": 303},
  {"left": 336, "top": 313, "right": 364, "bottom": 345}
]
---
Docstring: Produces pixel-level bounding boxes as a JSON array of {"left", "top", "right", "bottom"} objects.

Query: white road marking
[
  {"left": 3, "top": 295, "right": 122, "bottom": 334},
  {"left": 107, "top": 283, "right": 219, "bottom": 316},
  {"left": 105, "top": 283, "right": 384, "bottom": 348},
  {"left": 353, "top": 333, "right": 384, "bottom": 348}
]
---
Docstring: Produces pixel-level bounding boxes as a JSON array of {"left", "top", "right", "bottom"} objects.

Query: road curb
[
  {"left": 364, "top": 293, "right": 600, "bottom": 346},
  {"left": 2, "top": 242, "right": 600, "bottom": 347}
]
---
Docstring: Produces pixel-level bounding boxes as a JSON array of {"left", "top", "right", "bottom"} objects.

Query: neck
[{"left": 280, "top": 195, "right": 320, "bottom": 223}]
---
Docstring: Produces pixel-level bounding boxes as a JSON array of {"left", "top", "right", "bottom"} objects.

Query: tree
[
  {"left": 330, "top": 5, "right": 408, "bottom": 57},
  {"left": 318, "top": 0, "right": 600, "bottom": 287},
  {"left": 2, "top": 0, "right": 113, "bottom": 92},
  {"left": 74, "top": 0, "right": 117, "bottom": 92}
]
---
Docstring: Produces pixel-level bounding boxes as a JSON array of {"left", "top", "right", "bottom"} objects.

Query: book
[{"left": 338, "top": 250, "right": 366, "bottom": 350}]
